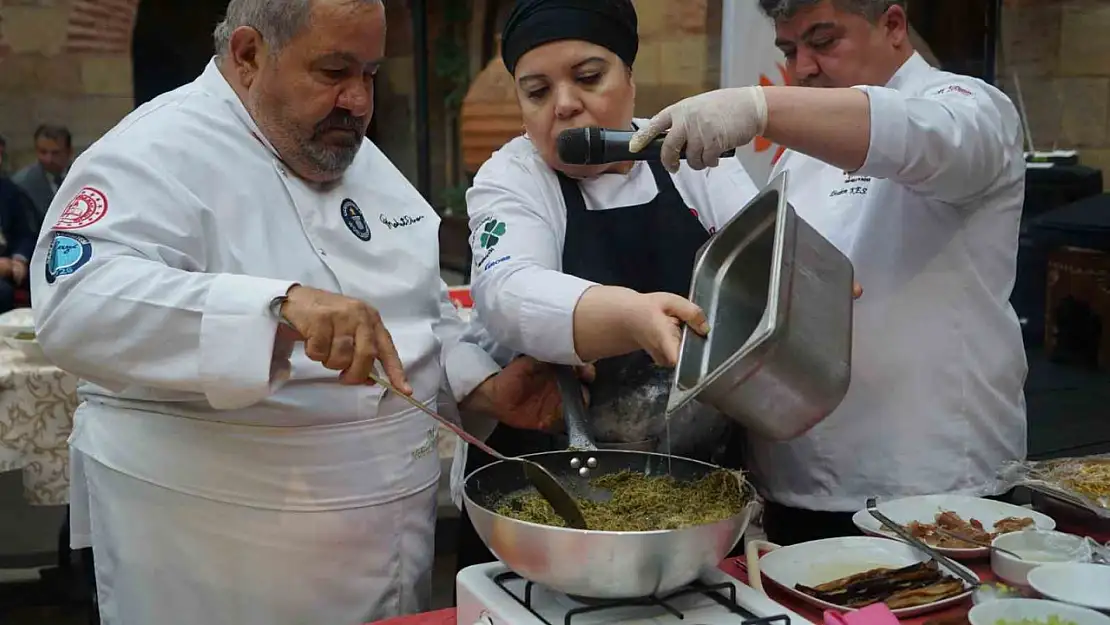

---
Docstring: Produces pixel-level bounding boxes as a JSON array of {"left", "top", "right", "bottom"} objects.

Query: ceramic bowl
[
  {"left": 969, "top": 598, "right": 1110, "bottom": 625},
  {"left": 1028, "top": 563, "right": 1110, "bottom": 613},
  {"left": 991, "top": 530, "right": 1090, "bottom": 587}
]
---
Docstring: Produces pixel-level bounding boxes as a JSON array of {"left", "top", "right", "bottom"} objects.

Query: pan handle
[{"left": 555, "top": 366, "right": 598, "bottom": 451}]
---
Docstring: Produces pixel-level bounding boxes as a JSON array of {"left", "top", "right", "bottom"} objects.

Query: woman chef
[{"left": 453, "top": 0, "right": 763, "bottom": 571}]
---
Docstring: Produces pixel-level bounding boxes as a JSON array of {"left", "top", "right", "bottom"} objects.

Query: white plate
[
  {"left": 969, "top": 598, "right": 1110, "bottom": 625},
  {"left": 757, "top": 536, "right": 978, "bottom": 618},
  {"left": 1028, "top": 563, "right": 1110, "bottom": 612},
  {"left": 851, "top": 495, "right": 1056, "bottom": 559}
]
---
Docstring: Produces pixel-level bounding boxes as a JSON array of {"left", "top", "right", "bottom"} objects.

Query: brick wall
[
  {"left": 998, "top": 0, "right": 1110, "bottom": 177},
  {"left": 632, "top": 0, "right": 719, "bottom": 117},
  {"left": 0, "top": 0, "right": 135, "bottom": 170}
]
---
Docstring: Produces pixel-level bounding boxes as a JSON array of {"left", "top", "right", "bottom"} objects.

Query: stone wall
[
  {"left": 0, "top": 0, "right": 136, "bottom": 172},
  {"left": 631, "top": 0, "right": 720, "bottom": 117},
  {"left": 998, "top": 0, "right": 1110, "bottom": 177}
]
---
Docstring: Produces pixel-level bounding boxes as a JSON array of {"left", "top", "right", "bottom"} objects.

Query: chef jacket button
[{"left": 318, "top": 249, "right": 327, "bottom": 256}]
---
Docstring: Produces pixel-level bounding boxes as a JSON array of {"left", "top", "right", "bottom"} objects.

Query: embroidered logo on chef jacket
[
  {"left": 411, "top": 426, "right": 438, "bottom": 459},
  {"left": 478, "top": 218, "right": 506, "bottom": 250},
  {"left": 340, "top": 198, "right": 372, "bottom": 241},
  {"left": 379, "top": 213, "right": 426, "bottom": 229},
  {"left": 54, "top": 186, "right": 108, "bottom": 230},
  {"left": 45, "top": 232, "right": 93, "bottom": 284}
]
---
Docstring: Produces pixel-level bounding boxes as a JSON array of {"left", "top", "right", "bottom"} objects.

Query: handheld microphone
[{"left": 556, "top": 127, "right": 738, "bottom": 165}]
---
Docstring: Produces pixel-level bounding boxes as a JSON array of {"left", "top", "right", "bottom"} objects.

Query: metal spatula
[{"left": 367, "top": 371, "right": 589, "bottom": 530}]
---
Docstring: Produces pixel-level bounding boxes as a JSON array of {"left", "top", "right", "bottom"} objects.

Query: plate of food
[
  {"left": 851, "top": 494, "right": 1055, "bottom": 559},
  {"left": 751, "top": 536, "right": 978, "bottom": 617}
]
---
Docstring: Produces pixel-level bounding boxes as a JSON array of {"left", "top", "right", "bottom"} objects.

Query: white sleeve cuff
[
  {"left": 519, "top": 273, "right": 596, "bottom": 365},
  {"left": 444, "top": 340, "right": 502, "bottom": 404},
  {"left": 199, "top": 274, "right": 297, "bottom": 410},
  {"left": 852, "top": 85, "right": 909, "bottom": 178}
]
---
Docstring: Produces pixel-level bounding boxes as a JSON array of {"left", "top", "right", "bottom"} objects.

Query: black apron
[{"left": 454, "top": 161, "right": 747, "bottom": 574}]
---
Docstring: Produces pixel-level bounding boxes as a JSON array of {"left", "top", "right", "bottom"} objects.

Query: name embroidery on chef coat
[
  {"left": 45, "top": 232, "right": 93, "bottom": 284},
  {"left": 379, "top": 213, "right": 426, "bottom": 229},
  {"left": 340, "top": 198, "right": 372, "bottom": 241},
  {"left": 829, "top": 174, "right": 872, "bottom": 198}
]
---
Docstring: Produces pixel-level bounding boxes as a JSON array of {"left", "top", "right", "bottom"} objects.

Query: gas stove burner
[{"left": 493, "top": 571, "right": 792, "bottom": 625}]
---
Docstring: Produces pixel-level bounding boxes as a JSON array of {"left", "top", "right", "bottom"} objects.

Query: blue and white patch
[
  {"left": 45, "top": 232, "right": 93, "bottom": 284},
  {"left": 340, "top": 198, "right": 372, "bottom": 241}
]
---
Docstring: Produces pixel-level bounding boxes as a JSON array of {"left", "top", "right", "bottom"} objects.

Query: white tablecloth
[{"left": 0, "top": 347, "right": 79, "bottom": 506}]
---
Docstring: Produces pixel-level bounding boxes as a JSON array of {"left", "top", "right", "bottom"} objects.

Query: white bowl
[
  {"left": 1028, "top": 563, "right": 1110, "bottom": 612},
  {"left": 991, "top": 530, "right": 1091, "bottom": 587},
  {"left": 969, "top": 598, "right": 1110, "bottom": 625}
]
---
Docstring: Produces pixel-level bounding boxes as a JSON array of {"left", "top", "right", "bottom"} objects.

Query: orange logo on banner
[{"left": 753, "top": 63, "right": 791, "bottom": 165}]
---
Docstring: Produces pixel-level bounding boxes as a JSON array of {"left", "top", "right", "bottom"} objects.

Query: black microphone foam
[{"left": 556, "top": 127, "right": 737, "bottom": 165}]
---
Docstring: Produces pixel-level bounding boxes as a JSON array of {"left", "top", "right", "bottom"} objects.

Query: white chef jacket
[
  {"left": 466, "top": 125, "right": 761, "bottom": 364},
  {"left": 750, "top": 52, "right": 1028, "bottom": 512},
  {"left": 29, "top": 60, "right": 501, "bottom": 623}
]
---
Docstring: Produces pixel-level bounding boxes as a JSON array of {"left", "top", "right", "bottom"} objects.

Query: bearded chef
[
  {"left": 630, "top": 0, "right": 1028, "bottom": 546},
  {"left": 29, "top": 1, "right": 567, "bottom": 623}
]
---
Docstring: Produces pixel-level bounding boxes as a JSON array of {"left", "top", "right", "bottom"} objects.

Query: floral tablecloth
[{"left": 0, "top": 347, "right": 79, "bottom": 506}]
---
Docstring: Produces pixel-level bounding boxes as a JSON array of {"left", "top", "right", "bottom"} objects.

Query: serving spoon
[{"left": 367, "top": 370, "right": 589, "bottom": 530}]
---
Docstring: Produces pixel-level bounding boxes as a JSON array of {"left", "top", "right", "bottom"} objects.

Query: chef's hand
[
  {"left": 626, "top": 292, "right": 709, "bottom": 368},
  {"left": 629, "top": 86, "right": 768, "bottom": 173},
  {"left": 279, "top": 285, "right": 410, "bottom": 392},
  {"left": 0, "top": 257, "right": 12, "bottom": 280},
  {"left": 462, "top": 358, "right": 595, "bottom": 432},
  {"left": 10, "top": 259, "right": 27, "bottom": 286}
]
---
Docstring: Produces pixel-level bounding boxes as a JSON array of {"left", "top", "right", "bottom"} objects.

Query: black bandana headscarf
[{"left": 501, "top": 0, "right": 639, "bottom": 76}]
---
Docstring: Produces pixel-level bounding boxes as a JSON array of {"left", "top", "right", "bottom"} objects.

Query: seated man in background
[{"left": 13, "top": 124, "right": 73, "bottom": 231}]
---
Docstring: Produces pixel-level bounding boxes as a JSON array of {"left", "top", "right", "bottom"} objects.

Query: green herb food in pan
[{"left": 495, "top": 469, "right": 748, "bottom": 531}]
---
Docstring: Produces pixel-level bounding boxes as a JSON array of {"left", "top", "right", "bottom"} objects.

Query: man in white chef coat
[
  {"left": 29, "top": 0, "right": 566, "bottom": 623},
  {"left": 630, "top": 0, "right": 1028, "bottom": 545}
]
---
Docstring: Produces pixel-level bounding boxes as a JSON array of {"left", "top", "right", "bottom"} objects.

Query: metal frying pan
[{"left": 461, "top": 368, "right": 756, "bottom": 600}]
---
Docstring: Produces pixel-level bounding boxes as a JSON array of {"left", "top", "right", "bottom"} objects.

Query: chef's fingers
[
  {"left": 629, "top": 107, "right": 674, "bottom": 153},
  {"left": 343, "top": 323, "right": 377, "bottom": 385},
  {"left": 684, "top": 122, "right": 706, "bottom": 171},
  {"left": 660, "top": 295, "right": 709, "bottom": 336},
  {"left": 853, "top": 281, "right": 864, "bottom": 299},
  {"left": 574, "top": 363, "right": 596, "bottom": 383},
  {"left": 371, "top": 319, "right": 411, "bottom": 395},
  {"left": 659, "top": 122, "right": 687, "bottom": 174},
  {"left": 326, "top": 335, "right": 356, "bottom": 372},
  {"left": 649, "top": 320, "right": 683, "bottom": 368},
  {"left": 303, "top": 316, "right": 334, "bottom": 363}
]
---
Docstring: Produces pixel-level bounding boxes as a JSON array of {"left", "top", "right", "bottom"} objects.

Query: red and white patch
[{"left": 54, "top": 186, "right": 108, "bottom": 230}]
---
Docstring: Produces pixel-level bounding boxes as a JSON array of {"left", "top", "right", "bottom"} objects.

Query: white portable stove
[{"left": 457, "top": 562, "right": 815, "bottom": 625}]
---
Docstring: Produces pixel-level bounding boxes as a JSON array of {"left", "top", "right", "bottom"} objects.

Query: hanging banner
[{"left": 719, "top": 1, "right": 790, "bottom": 184}]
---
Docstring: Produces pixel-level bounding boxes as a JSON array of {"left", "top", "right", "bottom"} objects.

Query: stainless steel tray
[{"left": 666, "top": 171, "right": 855, "bottom": 441}]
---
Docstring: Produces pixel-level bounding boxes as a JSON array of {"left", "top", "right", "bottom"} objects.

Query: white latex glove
[{"left": 629, "top": 86, "right": 769, "bottom": 173}]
